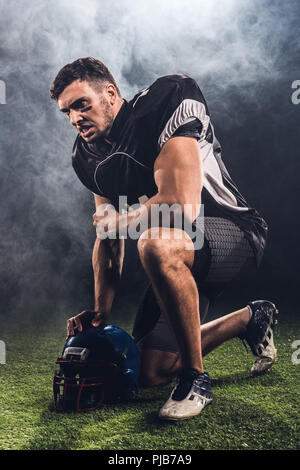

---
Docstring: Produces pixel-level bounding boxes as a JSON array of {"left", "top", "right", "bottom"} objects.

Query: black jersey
[{"left": 72, "top": 74, "right": 267, "bottom": 265}]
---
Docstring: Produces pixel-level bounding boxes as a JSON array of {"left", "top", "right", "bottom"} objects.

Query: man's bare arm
[
  {"left": 66, "top": 194, "right": 124, "bottom": 337},
  {"left": 93, "top": 136, "right": 203, "bottom": 235},
  {"left": 93, "top": 194, "right": 125, "bottom": 314},
  {"left": 150, "top": 136, "right": 203, "bottom": 221}
]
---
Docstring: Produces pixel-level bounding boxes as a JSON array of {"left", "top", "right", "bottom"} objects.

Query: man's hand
[
  {"left": 93, "top": 204, "right": 120, "bottom": 238},
  {"left": 66, "top": 310, "right": 108, "bottom": 338}
]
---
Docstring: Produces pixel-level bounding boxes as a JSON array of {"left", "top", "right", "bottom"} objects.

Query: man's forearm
[
  {"left": 95, "top": 192, "right": 201, "bottom": 240},
  {"left": 92, "top": 237, "right": 124, "bottom": 313},
  {"left": 118, "top": 192, "right": 201, "bottom": 236}
]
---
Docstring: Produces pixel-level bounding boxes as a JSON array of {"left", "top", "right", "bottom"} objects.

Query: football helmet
[{"left": 53, "top": 324, "right": 140, "bottom": 412}]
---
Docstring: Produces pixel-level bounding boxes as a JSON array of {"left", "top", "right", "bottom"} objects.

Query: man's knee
[
  {"left": 137, "top": 228, "right": 194, "bottom": 270},
  {"left": 138, "top": 229, "right": 170, "bottom": 261},
  {"left": 139, "top": 369, "right": 164, "bottom": 388}
]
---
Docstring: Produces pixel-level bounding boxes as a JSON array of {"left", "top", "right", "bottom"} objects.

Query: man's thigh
[{"left": 194, "top": 217, "right": 254, "bottom": 285}]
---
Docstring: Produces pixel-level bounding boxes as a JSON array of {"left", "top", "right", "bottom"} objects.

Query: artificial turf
[{"left": 0, "top": 313, "right": 299, "bottom": 451}]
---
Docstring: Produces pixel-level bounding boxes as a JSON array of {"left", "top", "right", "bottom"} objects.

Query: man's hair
[{"left": 50, "top": 57, "right": 121, "bottom": 101}]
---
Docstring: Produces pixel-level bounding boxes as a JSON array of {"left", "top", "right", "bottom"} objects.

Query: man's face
[{"left": 58, "top": 80, "right": 115, "bottom": 143}]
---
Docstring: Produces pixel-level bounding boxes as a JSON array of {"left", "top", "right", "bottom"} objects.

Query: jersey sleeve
[
  {"left": 153, "top": 75, "right": 211, "bottom": 150},
  {"left": 170, "top": 118, "right": 204, "bottom": 141}
]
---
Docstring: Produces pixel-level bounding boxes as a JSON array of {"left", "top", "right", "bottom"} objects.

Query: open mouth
[{"left": 79, "top": 124, "right": 95, "bottom": 138}]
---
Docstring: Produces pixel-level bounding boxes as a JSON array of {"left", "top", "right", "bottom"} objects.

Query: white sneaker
[
  {"left": 159, "top": 370, "right": 213, "bottom": 421},
  {"left": 239, "top": 300, "right": 279, "bottom": 375},
  {"left": 250, "top": 339, "right": 277, "bottom": 375}
]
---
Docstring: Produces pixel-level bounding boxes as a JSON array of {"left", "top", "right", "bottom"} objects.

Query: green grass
[{"left": 0, "top": 314, "right": 299, "bottom": 450}]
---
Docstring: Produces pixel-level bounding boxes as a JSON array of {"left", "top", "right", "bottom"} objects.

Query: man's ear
[{"left": 105, "top": 83, "right": 117, "bottom": 105}]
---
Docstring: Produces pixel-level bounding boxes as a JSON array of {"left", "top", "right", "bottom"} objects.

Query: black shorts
[{"left": 132, "top": 217, "right": 254, "bottom": 353}]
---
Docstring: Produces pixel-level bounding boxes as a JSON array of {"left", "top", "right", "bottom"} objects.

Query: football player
[{"left": 50, "top": 57, "right": 278, "bottom": 421}]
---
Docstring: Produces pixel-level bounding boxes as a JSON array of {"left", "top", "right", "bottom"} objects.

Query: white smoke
[
  {"left": 0, "top": 0, "right": 298, "bottom": 316},
  {"left": 1, "top": 0, "right": 296, "bottom": 94}
]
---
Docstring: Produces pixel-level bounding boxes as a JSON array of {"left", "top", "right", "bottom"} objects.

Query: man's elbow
[
  {"left": 182, "top": 200, "right": 202, "bottom": 223},
  {"left": 158, "top": 192, "right": 202, "bottom": 224}
]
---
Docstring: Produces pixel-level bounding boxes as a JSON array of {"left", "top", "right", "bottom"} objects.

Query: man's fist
[
  {"left": 66, "top": 310, "right": 107, "bottom": 338},
  {"left": 93, "top": 204, "right": 120, "bottom": 239}
]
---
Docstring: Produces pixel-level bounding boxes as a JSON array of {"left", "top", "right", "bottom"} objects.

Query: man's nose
[{"left": 69, "top": 109, "right": 83, "bottom": 127}]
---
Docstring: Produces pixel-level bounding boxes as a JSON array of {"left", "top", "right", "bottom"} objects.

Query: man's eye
[
  {"left": 73, "top": 101, "right": 88, "bottom": 110},
  {"left": 81, "top": 105, "right": 92, "bottom": 112}
]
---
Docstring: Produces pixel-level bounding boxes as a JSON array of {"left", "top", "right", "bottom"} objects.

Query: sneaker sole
[
  {"left": 250, "top": 304, "right": 279, "bottom": 374},
  {"left": 158, "top": 398, "right": 213, "bottom": 421}
]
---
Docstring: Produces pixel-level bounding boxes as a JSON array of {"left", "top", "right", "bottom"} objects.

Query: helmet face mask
[
  {"left": 53, "top": 359, "right": 120, "bottom": 412},
  {"left": 53, "top": 373, "right": 105, "bottom": 413},
  {"left": 53, "top": 326, "right": 140, "bottom": 413}
]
